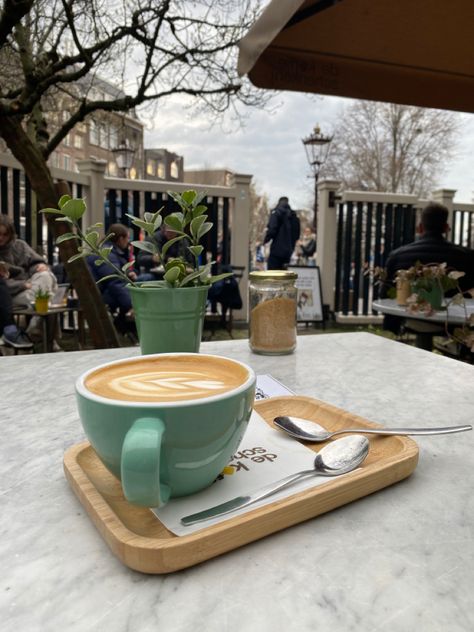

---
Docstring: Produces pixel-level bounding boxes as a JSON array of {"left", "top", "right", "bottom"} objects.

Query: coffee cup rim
[{"left": 76, "top": 352, "right": 256, "bottom": 406}]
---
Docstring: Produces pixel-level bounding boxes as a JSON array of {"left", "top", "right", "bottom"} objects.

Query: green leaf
[
  {"left": 61, "top": 198, "right": 86, "bottom": 221},
  {"left": 187, "top": 245, "right": 204, "bottom": 258},
  {"left": 164, "top": 266, "right": 181, "bottom": 285},
  {"left": 131, "top": 240, "right": 156, "bottom": 254},
  {"left": 99, "top": 246, "right": 112, "bottom": 259},
  {"left": 94, "top": 258, "right": 105, "bottom": 266},
  {"left": 208, "top": 272, "right": 233, "bottom": 284},
  {"left": 165, "top": 214, "right": 184, "bottom": 232},
  {"left": 55, "top": 216, "right": 73, "bottom": 223},
  {"left": 129, "top": 218, "right": 156, "bottom": 234},
  {"left": 58, "top": 195, "right": 71, "bottom": 209},
  {"left": 68, "top": 252, "right": 87, "bottom": 263},
  {"left": 40, "top": 207, "right": 65, "bottom": 216},
  {"left": 162, "top": 235, "right": 184, "bottom": 259},
  {"left": 192, "top": 204, "right": 208, "bottom": 219},
  {"left": 122, "top": 261, "right": 135, "bottom": 272},
  {"left": 197, "top": 222, "right": 213, "bottom": 240},
  {"left": 56, "top": 232, "right": 77, "bottom": 244},
  {"left": 181, "top": 190, "right": 197, "bottom": 205},
  {"left": 97, "top": 274, "right": 123, "bottom": 284},
  {"left": 198, "top": 262, "right": 212, "bottom": 280},
  {"left": 190, "top": 215, "right": 207, "bottom": 239},
  {"left": 180, "top": 270, "right": 203, "bottom": 286},
  {"left": 85, "top": 230, "right": 100, "bottom": 248}
]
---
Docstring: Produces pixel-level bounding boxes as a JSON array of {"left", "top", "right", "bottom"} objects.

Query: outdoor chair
[{"left": 204, "top": 265, "right": 245, "bottom": 339}]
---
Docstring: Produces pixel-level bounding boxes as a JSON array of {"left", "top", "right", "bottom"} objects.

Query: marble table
[
  {"left": 373, "top": 298, "right": 474, "bottom": 325},
  {"left": 1, "top": 333, "right": 473, "bottom": 632}
]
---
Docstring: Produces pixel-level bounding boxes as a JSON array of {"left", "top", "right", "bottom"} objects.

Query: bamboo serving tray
[{"left": 63, "top": 395, "right": 419, "bottom": 574}]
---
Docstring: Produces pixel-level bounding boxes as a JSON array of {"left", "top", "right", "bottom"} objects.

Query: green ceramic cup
[
  {"left": 76, "top": 353, "right": 256, "bottom": 507},
  {"left": 128, "top": 284, "right": 209, "bottom": 354}
]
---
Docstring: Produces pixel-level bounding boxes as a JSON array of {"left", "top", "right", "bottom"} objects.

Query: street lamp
[
  {"left": 112, "top": 138, "right": 135, "bottom": 178},
  {"left": 302, "top": 124, "right": 332, "bottom": 233}
]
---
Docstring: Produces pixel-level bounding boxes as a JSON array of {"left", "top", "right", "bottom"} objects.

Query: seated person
[
  {"left": 0, "top": 214, "right": 58, "bottom": 309},
  {"left": 385, "top": 202, "right": 474, "bottom": 293},
  {"left": 0, "top": 264, "right": 33, "bottom": 349},
  {"left": 382, "top": 202, "right": 474, "bottom": 339},
  {"left": 87, "top": 223, "right": 137, "bottom": 336}
]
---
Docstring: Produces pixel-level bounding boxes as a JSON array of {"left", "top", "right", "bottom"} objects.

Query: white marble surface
[{"left": 1, "top": 333, "right": 473, "bottom": 632}]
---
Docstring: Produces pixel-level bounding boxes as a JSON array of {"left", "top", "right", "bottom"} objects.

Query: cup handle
[{"left": 121, "top": 417, "right": 171, "bottom": 507}]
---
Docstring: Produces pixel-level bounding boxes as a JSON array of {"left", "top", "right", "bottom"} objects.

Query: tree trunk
[{"left": 0, "top": 116, "right": 120, "bottom": 349}]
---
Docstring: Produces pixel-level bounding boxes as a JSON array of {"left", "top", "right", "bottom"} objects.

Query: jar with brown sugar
[{"left": 249, "top": 270, "right": 298, "bottom": 355}]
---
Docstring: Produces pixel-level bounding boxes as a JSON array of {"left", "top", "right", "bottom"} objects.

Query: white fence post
[
  {"left": 231, "top": 173, "right": 252, "bottom": 320},
  {"left": 76, "top": 159, "right": 107, "bottom": 226},
  {"left": 317, "top": 179, "right": 341, "bottom": 311}
]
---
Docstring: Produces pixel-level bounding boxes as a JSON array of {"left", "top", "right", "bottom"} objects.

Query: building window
[
  {"left": 63, "top": 155, "right": 71, "bottom": 170},
  {"left": 108, "top": 161, "right": 118, "bottom": 176},
  {"left": 109, "top": 125, "right": 118, "bottom": 151},
  {"left": 99, "top": 124, "right": 109, "bottom": 149},
  {"left": 146, "top": 160, "right": 155, "bottom": 176},
  {"left": 170, "top": 160, "right": 179, "bottom": 179},
  {"left": 89, "top": 120, "right": 100, "bottom": 146},
  {"left": 74, "top": 134, "right": 83, "bottom": 149},
  {"left": 129, "top": 167, "right": 137, "bottom": 180},
  {"left": 157, "top": 161, "right": 165, "bottom": 178},
  {"left": 63, "top": 133, "right": 71, "bottom": 146}
]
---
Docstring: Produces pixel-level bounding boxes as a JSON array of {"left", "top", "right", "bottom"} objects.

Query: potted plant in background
[
  {"left": 394, "top": 261, "right": 464, "bottom": 314},
  {"left": 41, "top": 190, "right": 230, "bottom": 354},
  {"left": 34, "top": 288, "right": 50, "bottom": 314}
]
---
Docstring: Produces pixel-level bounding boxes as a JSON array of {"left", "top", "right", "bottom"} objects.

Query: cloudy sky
[{"left": 145, "top": 90, "right": 474, "bottom": 211}]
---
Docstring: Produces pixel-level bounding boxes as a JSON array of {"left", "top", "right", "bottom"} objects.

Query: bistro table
[
  {"left": 1, "top": 333, "right": 473, "bottom": 632},
  {"left": 13, "top": 303, "right": 85, "bottom": 352},
  {"left": 373, "top": 298, "right": 474, "bottom": 351}
]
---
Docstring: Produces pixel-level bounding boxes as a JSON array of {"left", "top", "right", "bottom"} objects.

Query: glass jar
[{"left": 249, "top": 270, "right": 298, "bottom": 355}]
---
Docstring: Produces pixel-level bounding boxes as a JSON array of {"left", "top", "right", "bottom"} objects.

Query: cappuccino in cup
[
  {"left": 85, "top": 355, "right": 249, "bottom": 403},
  {"left": 76, "top": 353, "right": 256, "bottom": 508}
]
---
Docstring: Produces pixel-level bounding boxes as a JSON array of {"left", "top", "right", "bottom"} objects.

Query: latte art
[
  {"left": 85, "top": 355, "right": 248, "bottom": 402},
  {"left": 110, "top": 371, "right": 233, "bottom": 400}
]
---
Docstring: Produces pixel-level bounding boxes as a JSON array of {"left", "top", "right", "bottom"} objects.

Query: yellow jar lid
[{"left": 249, "top": 270, "right": 298, "bottom": 281}]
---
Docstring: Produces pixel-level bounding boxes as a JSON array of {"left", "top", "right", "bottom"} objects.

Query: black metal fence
[
  {"left": 335, "top": 198, "right": 474, "bottom": 316},
  {"left": 0, "top": 161, "right": 233, "bottom": 272}
]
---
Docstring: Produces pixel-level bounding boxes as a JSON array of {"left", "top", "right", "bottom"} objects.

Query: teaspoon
[
  {"left": 181, "top": 435, "right": 369, "bottom": 525},
  {"left": 274, "top": 415, "right": 473, "bottom": 442}
]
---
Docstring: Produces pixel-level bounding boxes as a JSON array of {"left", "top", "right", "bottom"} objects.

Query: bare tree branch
[{"left": 324, "top": 101, "right": 461, "bottom": 197}]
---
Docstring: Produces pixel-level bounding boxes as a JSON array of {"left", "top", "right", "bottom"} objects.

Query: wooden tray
[{"left": 63, "top": 396, "right": 419, "bottom": 574}]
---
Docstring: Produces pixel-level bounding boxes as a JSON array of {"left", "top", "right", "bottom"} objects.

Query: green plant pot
[{"left": 128, "top": 284, "right": 209, "bottom": 354}]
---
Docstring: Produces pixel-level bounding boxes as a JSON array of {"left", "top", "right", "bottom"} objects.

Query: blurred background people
[{"left": 263, "top": 196, "right": 300, "bottom": 270}]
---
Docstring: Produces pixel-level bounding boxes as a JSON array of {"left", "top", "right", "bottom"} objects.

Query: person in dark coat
[
  {"left": 88, "top": 223, "right": 137, "bottom": 333},
  {"left": 263, "top": 197, "right": 300, "bottom": 270},
  {"left": 384, "top": 202, "right": 474, "bottom": 293}
]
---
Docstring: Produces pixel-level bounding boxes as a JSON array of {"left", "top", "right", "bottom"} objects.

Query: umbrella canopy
[{"left": 238, "top": 0, "right": 474, "bottom": 113}]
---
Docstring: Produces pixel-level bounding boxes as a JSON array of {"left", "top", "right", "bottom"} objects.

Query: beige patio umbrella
[{"left": 238, "top": 0, "right": 474, "bottom": 112}]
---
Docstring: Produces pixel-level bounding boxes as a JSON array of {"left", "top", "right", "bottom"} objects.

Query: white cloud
[{"left": 144, "top": 92, "right": 474, "bottom": 209}]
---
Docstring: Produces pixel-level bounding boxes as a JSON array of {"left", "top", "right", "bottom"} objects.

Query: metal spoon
[
  {"left": 274, "top": 415, "right": 473, "bottom": 442},
  {"left": 181, "top": 435, "right": 369, "bottom": 526}
]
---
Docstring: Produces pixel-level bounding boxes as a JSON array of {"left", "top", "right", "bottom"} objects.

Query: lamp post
[
  {"left": 112, "top": 138, "right": 135, "bottom": 178},
  {"left": 302, "top": 125, "right": 332, "bottom": 234}
]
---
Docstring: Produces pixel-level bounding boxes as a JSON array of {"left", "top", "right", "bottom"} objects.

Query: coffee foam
[{"left": 84, "top": 355, "right": 249, "bottom": 402}]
